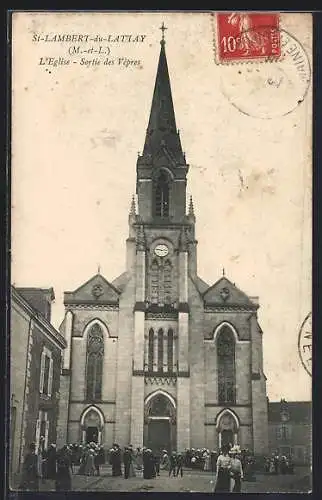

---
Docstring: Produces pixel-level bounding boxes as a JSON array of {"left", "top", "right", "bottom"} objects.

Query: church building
[{"left": 57, "top": 29, "right": 268, "bottom": 456}]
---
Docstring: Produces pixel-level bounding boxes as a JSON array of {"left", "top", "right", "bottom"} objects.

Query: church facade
[{"left": 57, "top": 33, "right": 268, "bottom": 456}]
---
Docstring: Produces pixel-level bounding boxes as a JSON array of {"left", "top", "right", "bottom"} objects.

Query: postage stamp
[
  {"left": 215, "top": 12, "right": 281, "bottom": 64},
  {"left": 216, "top": 23, "right": 311, "bottom": 119}
]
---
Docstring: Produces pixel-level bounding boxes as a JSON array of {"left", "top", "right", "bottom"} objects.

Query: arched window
[
  {"left": 150, "top": 260, "right": 160, "bottom": 304},
  {"left": 86, "top": 324, "right": 104, "bottom": 402},
  {"left": 148, "top": 329, "right": 154, "bottom": 371},
  {"left": 163, "top": 260, "right": 172, "bottom": 304},
  {"left": 167, "top": 329, "right": 174, "bottom": 373},
  {"left": 217, "top": 326, "right": 236, "bottom": 404},
  {"left": 149, "top": 394, "right": 172, "bottom": 417},
  {"left": 158, "top": 329, "right": 164, "bottom": 372},
  {"left": 154, "top": 171, "right": 170, "bottom": 217}
]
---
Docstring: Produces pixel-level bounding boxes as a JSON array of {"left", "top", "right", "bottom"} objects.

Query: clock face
[{"left": 154, "top": 244, "right": 169, "bottom": 257}]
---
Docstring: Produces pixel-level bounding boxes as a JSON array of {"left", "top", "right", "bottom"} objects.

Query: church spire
[
  {"left": 141, "top": 24, "right": 185, "bottom": 164},
  {"left": 189, "top": 195, "right": 194, "bottom": 216},
  {"left": 130, "top": 195, "right": 136, "bottom": 216}
]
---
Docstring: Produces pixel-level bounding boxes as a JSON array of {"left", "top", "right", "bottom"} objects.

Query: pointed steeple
[
  {"left": 130, "top": 195, "right": 136, "bottom": 216},
  {"left": 141, "top": 24, "right": 185, "bottom": 164},
  {"left": 189, "top": 195, "right": 194, "bottom": 216}
]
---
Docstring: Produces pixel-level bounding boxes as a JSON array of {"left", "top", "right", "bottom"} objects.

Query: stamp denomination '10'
[{"left": 216, "top": 12, "right": 281, "bottom": 63}]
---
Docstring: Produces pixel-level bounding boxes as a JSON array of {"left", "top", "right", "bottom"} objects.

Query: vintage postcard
[{"left": 10, "top": 11, "right": 312, "bottom": 493}]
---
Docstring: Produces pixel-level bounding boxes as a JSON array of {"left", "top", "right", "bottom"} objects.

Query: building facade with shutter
[
  {"left": 58, "top": 32, "right": 269, "bottom": 456},
  {"left": 10, "top": 286, "right": 66, "bottom": 479},
  {"left": 268, "top": 399, "right": 312, "bottom": 465}
]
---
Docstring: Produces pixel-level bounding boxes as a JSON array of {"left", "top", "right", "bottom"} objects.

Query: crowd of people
[
  {"left": 19, "top": 439, "right": 106, "bottom": 491},
  {"left": 264, "top": 453, "right": 295, "bottom": 475},
  {"left": 18, "top": 436, "right": 295, "bottom": 492}
]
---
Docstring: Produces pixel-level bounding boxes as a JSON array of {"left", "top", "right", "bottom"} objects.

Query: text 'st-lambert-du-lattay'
[{"left": 32, "top": 32, "right": 148, "bottom": 69}]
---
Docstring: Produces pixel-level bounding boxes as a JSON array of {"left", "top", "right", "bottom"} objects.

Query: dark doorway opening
[
  {"left": 221, "top": 429, "right": 234, "bottom": 448},
  {"left": 147, "top": 419, "right": 171, "bottom": 454},
  {"left": 86, "top": 426, "right": 98, "bottom": 443}
]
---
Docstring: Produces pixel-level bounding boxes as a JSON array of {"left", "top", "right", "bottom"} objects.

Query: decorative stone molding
[
  {"left": 66, "top": 304, "right": 119, "bottom": 311},
  {"left": 144, "top": 376, "right": 177, "bottom": 386},
  {"left": 204, "top": 305, "right": 258, "bottom": 312},
  {"left": 92, "top": 284, "right": 104, "bottom": 299},
  {"left": 145, "top": 312, "right": 178, "bottom": 320}
]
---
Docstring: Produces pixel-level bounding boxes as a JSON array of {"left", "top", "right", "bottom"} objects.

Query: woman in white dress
[{"left": 213, "top": 444, "right": 232, "bottom": 493}]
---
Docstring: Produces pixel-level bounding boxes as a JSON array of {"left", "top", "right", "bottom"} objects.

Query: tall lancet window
[
  {"left": 158, "top": 329, "right": 164, "bottom": 372},
  {"left": 217, "top": 326, "right": 236, "bottom": 404},
  {"left": 163, "top": 260, "right": 172, "bottom": 304},
  {"left": 150, "top": 260, "right": 160, "bottom": 304},
  {"left": 86, "top": 323, "right": 104, "bottom": 402},
  {"left": 154, "top": 171, "right": 170, "bottom": 217},
  {"left": 148, "top": 329, "right": 154, "bottom": 371},
  {"left": 167, "top": 329, "right": 174, "bottom": 373}
]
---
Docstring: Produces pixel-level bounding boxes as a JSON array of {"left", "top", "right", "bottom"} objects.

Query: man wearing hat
[{"left": 229, "top": 446, "right": 243, "bottom": 493}]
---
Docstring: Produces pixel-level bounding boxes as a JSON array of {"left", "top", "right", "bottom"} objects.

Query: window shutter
[
  {"left": 44, "top": 417, "right": 50, "bottom": 450},
  {"left": 35, "top": 416, "right": 41, "bottom": 452},
  {"left": 48, "top": 357, "right": 53, "bottom": 397},
  {"left": 39, "top": 351, "right": 45, "bottom": 393}
]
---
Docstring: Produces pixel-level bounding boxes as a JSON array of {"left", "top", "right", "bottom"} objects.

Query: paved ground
[{"left": 16, "top": 465, "right": 311, "bottom": 493}]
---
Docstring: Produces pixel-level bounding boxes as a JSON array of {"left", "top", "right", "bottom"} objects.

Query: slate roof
[
  {"left": 268, "top": 401, "right": 312, "bottom": 424},
  {"left": 15, "top": 287, "right": 55, "bottom": 321}
]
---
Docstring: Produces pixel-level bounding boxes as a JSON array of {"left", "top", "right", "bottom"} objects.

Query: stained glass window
[
  {"left": 217, "top": 326, "right": 236, "bottom": 404},
  {"left": 158, "top": 329, "right": 164, "bottom": 371},
  {"left": 148, "top": 329, "right": 154, "bottom": 371},
  {"left": 168, "top": 329, "right": 174, "bottom": 373},
  {"left": 86, "top": 324, "right": 104, "bottom": 401}
]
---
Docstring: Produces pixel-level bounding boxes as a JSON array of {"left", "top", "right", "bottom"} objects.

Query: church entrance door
[
  {"left": 144, "top": 392, "right": 176, "bottom": 453},
  {"left": 147, "top": 419, "right": 171, "bottom": 453},
  {"left": 86, "top": 426, "right": 98, "bottom": 443},
  {"left": 221, "top": 429, "right": 234, "bottom": 448},
  {"left": 216, "top": 410, "right": 239, "bottom": 450}
]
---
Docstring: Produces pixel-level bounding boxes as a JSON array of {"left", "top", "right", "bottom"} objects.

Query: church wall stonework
[
  {"left": 69, "top": 403, "right": 115, "bottom": 423},
  {"left": 203, "top": 312, "right": 252, "bottom": 341},
  {"left": 114, "top": 278, "right": 135, "bottom": 446},
  {"left": 71, "top": 309, "right": 119, "bottom": 339},
  {"left": 205, "top": 406, "right": 252, "bottom": 426},
  {"left": 239, "top": 425, "right": 253, "bottom": 450},
  {"left": 70, "top": 338, "right": 86, "bottom": 400},
  {"left": 204, "top": 342, "right": 219, "bottom": 402},
  {"left": 144, "top": 382, "right": 177, "bottom": 400},
  {"left": 188, "top": 278, "right": 206, "bottom": 448},
  {"left": 235, "top": 342, "right": 252, "bottom": 405}
]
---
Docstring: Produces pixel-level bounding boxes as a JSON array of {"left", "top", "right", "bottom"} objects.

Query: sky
[{"left": 11, "top": 12, "right": 312, "bottom": 402}]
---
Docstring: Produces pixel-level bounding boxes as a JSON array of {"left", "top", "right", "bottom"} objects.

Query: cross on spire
[
  {"left": 222, "top": 267, "right": 225, "bottom": 277},
  {"left": 160, "top": 22, "right": 167, "bottom": 43},
  {"left": 97, "top": 263, "right": 101, "bottom": 274}
]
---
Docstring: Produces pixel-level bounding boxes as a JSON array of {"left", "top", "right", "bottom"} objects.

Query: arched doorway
[
  {"left": 80, "top": 406, "right": 104, "bottom": 445},
  {"left": 144, "top": 391, "right": 176, "bottom": 453},
  {"left": 216, "top": 409, "right": 239, "bottom": 449}
]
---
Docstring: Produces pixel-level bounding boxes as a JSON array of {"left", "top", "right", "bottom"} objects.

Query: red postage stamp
[{"left": 216, "top": 12, "right": 281, "bottom": 63}]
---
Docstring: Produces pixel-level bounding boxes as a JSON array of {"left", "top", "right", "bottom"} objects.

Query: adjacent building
[
  {"left": 10, "top": 286, "right": 66, "bottom": 478},
  {"left": 58, "top": 31, "right": 269, "bottom": 456},
  {"left": 268, "top": 399, "right": 312, "bottom": 465}
]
